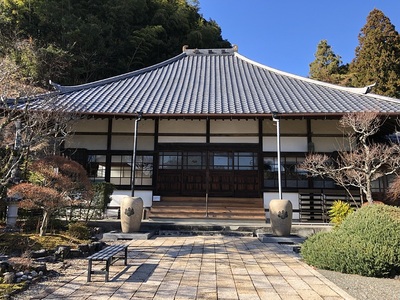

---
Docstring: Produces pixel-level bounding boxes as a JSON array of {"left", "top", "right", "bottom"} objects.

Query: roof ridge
[
  {"left": 182, "top": 46, "right": 238, "bottom": 56},
  {"left": 50, "top": 52, "right": 188, "bottom": 93}
]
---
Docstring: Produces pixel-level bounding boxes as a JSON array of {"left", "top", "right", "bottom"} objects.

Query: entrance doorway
[{"left": 156, "top": 145, "right": 260, "bottom": 197}]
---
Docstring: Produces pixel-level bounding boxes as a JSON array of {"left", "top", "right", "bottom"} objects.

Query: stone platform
[
  {"left": 257, "top": 234, "right": 306, "bottom": 244},
  {"left": 102, "top": 230, "right": 155, "bottom": 241}
]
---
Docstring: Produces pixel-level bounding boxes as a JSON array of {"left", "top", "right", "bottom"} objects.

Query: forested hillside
[{"left": 0, "top": 0, "right": 230, "bottom": 87}]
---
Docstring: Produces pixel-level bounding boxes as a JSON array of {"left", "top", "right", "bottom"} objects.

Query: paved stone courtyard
[{"left": 15, "top": 235, "right": 355, "bottom": 299}]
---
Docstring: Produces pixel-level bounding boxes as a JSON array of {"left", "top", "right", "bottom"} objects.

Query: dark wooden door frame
[{"left": 156, "top": 144, "right": 260, "bottom": 197}]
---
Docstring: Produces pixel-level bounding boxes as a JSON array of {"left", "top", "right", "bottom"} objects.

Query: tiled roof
[{"left": 48, "top": 46, "right": 400, "bottom": 117}]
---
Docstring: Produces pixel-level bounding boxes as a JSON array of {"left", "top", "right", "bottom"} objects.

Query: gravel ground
[{"left": 318, "top": 269, "right": 400, "bottom": 300}]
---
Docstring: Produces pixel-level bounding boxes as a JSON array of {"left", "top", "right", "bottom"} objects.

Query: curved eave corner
[{"left": 234, "top": 52, "right": 390, "bottom": 96}]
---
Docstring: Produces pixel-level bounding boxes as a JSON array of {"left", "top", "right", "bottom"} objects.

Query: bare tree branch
[
  {"left": 300, "top": 112, "right": 400, "bottom": 204},
  {"left": 1, "top": 56, "right": 79, "bottom": 189}
]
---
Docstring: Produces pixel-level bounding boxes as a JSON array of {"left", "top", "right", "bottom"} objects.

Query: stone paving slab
[{"left": 13, "top": 236, "right": 355, "bottom": 300}]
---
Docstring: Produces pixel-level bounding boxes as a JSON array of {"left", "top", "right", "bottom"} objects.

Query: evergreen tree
[
  {"left": 0, "top": 0, "right": 231, "bottom": 86},
  {"left": 350, "top": 9, "right": 400, "bottom": 97},
  {"left": 309, "top": 40, "right": 343, "bottom": 84}
]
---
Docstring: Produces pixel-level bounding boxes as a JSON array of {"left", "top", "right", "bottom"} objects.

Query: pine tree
[{"left": 350, "top": 9, "right": 400, "bottom": 97}]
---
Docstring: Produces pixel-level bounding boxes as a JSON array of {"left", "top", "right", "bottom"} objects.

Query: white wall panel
[
  {"left": 109, "top": 191, "right": 153, "bottom": 208},
  {"left": 112, "top": 119, "right": 155, "bottom": 133},
  {"left": 313, "top": 137, "right": 350, "bottom": 152},
  {"left": 111, "top": 136, "right": 154, "bottom": 150},
  {"left": 263, "top": 192, "right": 299, "bottom": 220},
  {"left": 210, "top": 136, "right": 258, "bottom": 143},
  {"left": 311, "top": 119, "right": 342, "bottom": 134},
  {"left": 73, "top": 118, "right": 108, "bottom": 132},
  {"left": 65, "top": 135, "right": 107, "bottom": 150},
  {"left": 263, "top": 119, "right": 307, "bottom": 134},
  {"left": 211, "top": 119, "right": 258, "bottom": 134},
  {"left": 159, "top": 119, "right": 206, "bottom": 134},
  {"left": 263, "top": 137, "right": 307, "bottom": 152},
  {"left": 137, "top": 136, "right": 155, "bottom": 150},
  {"left": 158, "top": 136, "right": 206, "bottom": 143}
]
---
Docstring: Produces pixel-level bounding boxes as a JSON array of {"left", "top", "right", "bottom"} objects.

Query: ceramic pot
[
  {"left": 269, "top": 199, "right": 293, "bottom": 236},
  {"left": 120, "top": 196, "right": 143, "bottom": 233}
]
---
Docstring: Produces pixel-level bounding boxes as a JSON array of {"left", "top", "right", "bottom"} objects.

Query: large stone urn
[
  {"left": 269, "top": 199, "right": 293, "bottom": 236},
  {"left": 120, "top": 196, "right": 143, "bottom": 233}
]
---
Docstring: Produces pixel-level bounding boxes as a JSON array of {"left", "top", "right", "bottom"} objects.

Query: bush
[
  {"left": 67, "top": 222, "right": 90, "bottom": 240},
  {"left": 329, "top": 200, "right": 354, "bottom": 226},
  {"left": 48, "top": 218, "right": 68, "bottom": 233},
  {"left": 301, "top": 204, "right": 400, "bottom": 277}
]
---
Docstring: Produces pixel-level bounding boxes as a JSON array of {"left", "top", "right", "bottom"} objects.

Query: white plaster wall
[
  {"left": 263, "top": 119, "right": 307, "bottom": 134},
  {"left": 158, "top": 136, "right": 206, "bottom": 143},
  {"left": 65, "top": 135, "right": 107, "bottom": 150},
  {"left": 263, "top": 137, "right": 307, "bottom": 152},
  {"left": 263, "top": 192, "right": 299, "bottom": 221},
  {"left": 211, "top": 119, "right": 258, "bottom": 134},
  {"left": 137, "top": 136, "right": 154, "bottom": 150},
  {"left": 132, "top": 190, "right": 153, "bottom": 207},
  {"left": 110, "top": 190, "right": 152, "bottom": 207},
  {"left": 72, "top": 118, "right": 108, "bottom": 132},
  {"left": 111, "top": 136, "right": 154, "bottom": 150},
  {"left": 313, "top": 137, "right": 351, "bottom": 152},
  {"left": 107, "top": 190, "right": 153, "bottom": 218},
  {"left": 311, "top": 119, "right": 342, "bottom": 134},
  {"left": 210, "top": 136, "right": 258, "bottom": 143},
  {"left": 112, "top": 136, "right": 133, "bottom": 150},
  {"left": 112, "top": 119, "right": 155, "bottom": 133},
  {"left": 159, "top": 119, "right": 206, "bottom": 134}
]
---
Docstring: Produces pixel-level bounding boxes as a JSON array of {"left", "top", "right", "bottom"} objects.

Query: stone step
[
  {"left": 148, "top": 196, "right": 265, "bottom": 220},
  {"left": 158, "top": 230, "right": 254, "bottom": 237},
  {"left": 149, "top": 213, "right": 266, "bottom": 220}
]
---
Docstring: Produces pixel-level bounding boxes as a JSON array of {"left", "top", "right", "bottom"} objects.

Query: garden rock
[
  {"left": 32, "top": 263, "right": 47, "bottom": 274},
  {"left": 69, "top": 249, "right": 82, "bottom": 258},
  {"left": 35, "top": 256, "right": 56, "bottom": 263},
  {"left": 0, "top": 261, "right": 13, "bottom": 275},
  {"left": 78, "top": 244, "right": 89, "bottom": 254},
  {"left": 54, "top": 245, "right": 71, "bottom": 259},
  {"left": 31, "top": 249, "right": 48, "bottom": 259},
  {"left": 3, "top": 272, "right": 15, "bottom": 284}
]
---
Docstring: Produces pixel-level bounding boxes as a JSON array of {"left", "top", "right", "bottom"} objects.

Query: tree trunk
[
  {"left": 365, "top": 174, "right": 374, "bottom": 204},
  {"left": 40, "top": 210, "right": 50, "bottom": 236}
]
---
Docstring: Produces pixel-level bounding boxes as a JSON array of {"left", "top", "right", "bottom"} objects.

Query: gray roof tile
[{"left": 49, "top": 47, "right": 400, "bottom": 117}]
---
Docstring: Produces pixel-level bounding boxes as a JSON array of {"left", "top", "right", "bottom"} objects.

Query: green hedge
[{"left": 301, "top": 204, "right": 400, "bottom": 277}]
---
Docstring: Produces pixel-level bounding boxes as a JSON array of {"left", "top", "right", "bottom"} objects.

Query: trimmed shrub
[
  {"left": 67, "top": 222, "right": 90, "bottom": 240},
  {"left": 329, "top": 200, "right": 354, "bottom": 226},
  {"left": 301, "top": 204, "right": 400, "bottom": 277}
]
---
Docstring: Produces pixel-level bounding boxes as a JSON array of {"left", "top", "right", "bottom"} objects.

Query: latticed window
[
  {"left": 86, "top": 153, "right": 154, "bottom": 188},
  {"left": 134, "top": 155, "right": 153, "bottom": 185},
  {"left": 263, "top": 156, "right": 308, "bottom": 188},
  {"left": 88, "top": 154, "right": 106, "bottom": 182}
]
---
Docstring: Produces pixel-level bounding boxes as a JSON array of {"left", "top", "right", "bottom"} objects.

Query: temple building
[{"left": 47, "top": 46, "right": 400, "bottom": 221}]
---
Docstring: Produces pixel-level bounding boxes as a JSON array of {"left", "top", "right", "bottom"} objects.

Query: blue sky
[{"left": 198, "top": 1, "right": 400, "bottom": 77}]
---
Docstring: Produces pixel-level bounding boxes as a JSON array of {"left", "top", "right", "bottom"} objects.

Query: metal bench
[{"left": 87, "top": 244, "right": 128, "bottom": 282}]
